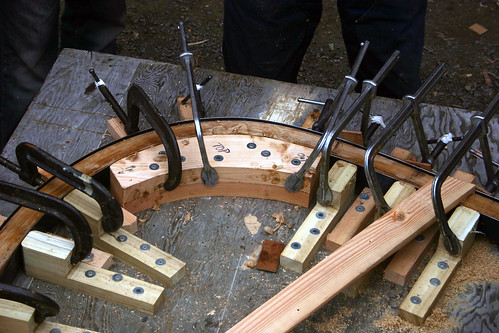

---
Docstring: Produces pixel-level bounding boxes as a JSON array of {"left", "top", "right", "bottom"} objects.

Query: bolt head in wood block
[
  {"left": 110, "top": 134, "right": 319, "bottom": 213},
  {"left": 22, "top": 231, "right": 73, "bottom": 279},
  {"left": 0, "top": 298, "right": 36, "bottom": 333},
  {"left": 256, "top": 240, "right": 285, "bottom": 273}
]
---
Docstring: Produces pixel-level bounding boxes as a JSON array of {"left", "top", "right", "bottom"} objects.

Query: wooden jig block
[
  {"left": 110, "top": 134, "right": 320, "bottom": 213},
  {"left": 82, "top": 248, "right": 114, "bottom": 269},
  {"left": 256, "top": 240, "right": 285, "bottom": 273},
  {"left": 64, "top": 189, "right": 186, "bottom": 287},
  {"left": 176, "top": 97, "right": 194, "bottom": 120},
  {"left": 22, "top": 231, "right": 165, "bottom": 314},
  {"left": 228, "top": 177, "right": 475, "bottom": 332},
  {"left": 107, "top": 117, "right": 127, "bottom": 140},
  {"left": 384, "top": 225, "right": 438, "bottom": 286},
  {"left": 280, "top": 161, "right": 357, "bottom": 273},
  {"left": 398, "top": 206, "right": 480, "bottom": 326}
]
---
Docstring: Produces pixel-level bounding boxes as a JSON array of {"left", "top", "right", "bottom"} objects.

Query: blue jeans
[{"left": 0, "top": 0, "right": 126, "bottom": 151}]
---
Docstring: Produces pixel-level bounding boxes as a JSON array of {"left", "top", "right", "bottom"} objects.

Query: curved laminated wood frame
[{"left": 1, "top": 118, "right": 497, "bottom": 274}]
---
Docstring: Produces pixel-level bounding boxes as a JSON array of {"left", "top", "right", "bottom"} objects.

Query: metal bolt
[
  {"left": 140, "top": 243, "right": 151, "bottom": 251},
  {"left": 360, "top": 193, "right": 370, "bottom": 200},
  {"left": 50, "top": 329, "right": 62, "bottom": 333},
  {"left": 133, "top": 287, "right": 144, "bottom": 295},
  {"left": 437, "top": 261, "right": 449, "bottom": 269},
  {"left": 315, "top": 212, "right": 326, "bottom": 219},
  {"left": 310, "top": 228, "right": 321, "bottom": 235},
  {"left": 291, "top": 242, "right": 302, "bottom": 250},
  {"left": 430, "top": 278, "right": 440, "bottom": 286},
  {"left": 112, "top": 273, "right": 123, "bottom": 282},
  {"left": 415, "top": 234, "right": 425, "bottom": 242},
  {"left": 158, "top": 150, "right": 167, "bottom": 155},
  {"left": 214, "top": 155, "right": 224, "bottom": 162},
  {"left": 155, "top": 258, "right": 166, "bottom": 266},
  {"left": 181, "top": 155, "right": 186, "bottom": 162},
  {"left": 410, "top": 296, "right": 421, "bottom": 304},
  {"left": 149, "top": 163, "right": 159, "bottom": 170},
  {"left": 291, "top": 159, "right": 301, "bottom": 166},
  {"left": 116, "top": 234, "right": 128, "bottom": 242},
  {"left": 261, "top": 150, "right": 271, "bottom": 157},
  {"left": 355, "top": 205, "right": 365, "bottom": 212},
  {"left": 247, "top": 143, "right": 257, "bottom": 149},
  {"left": 85, "top": 253, "right": 95, "bottom": 261},
  {"left": 85, "top": 270, "right": 96, "bottom": 278}
]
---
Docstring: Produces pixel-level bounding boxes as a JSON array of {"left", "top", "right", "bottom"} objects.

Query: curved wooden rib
[{"left": 1, "top": 119, "right": 497, "bottom": 274}]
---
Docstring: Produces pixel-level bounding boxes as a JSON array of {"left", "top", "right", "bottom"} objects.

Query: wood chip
[
  {"left": 244, "top": 214, "right": 261, "bottom": 235},
  {"left": 468, "top": 23, "right": 488, "bottom": 35}
]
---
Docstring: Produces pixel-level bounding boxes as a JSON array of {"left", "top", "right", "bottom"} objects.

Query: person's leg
[
  {"left": 223, "top": 0, "right": 322, "bottom": 83},
  {"left": 61, "top": 0, "right": 126, "bottom": 54},
  {"left": 0, "top": 0, "right": 60, "bottom": 150},
  {"left": 337, "top": 0, "right": 427, "bottom": 98}
]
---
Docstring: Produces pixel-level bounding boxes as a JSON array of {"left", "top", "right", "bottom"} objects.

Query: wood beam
[{"left": 227, "top": 177, "right": 475, "bottom": 332}]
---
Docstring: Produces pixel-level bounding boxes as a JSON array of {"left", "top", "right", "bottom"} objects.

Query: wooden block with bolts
[
  {"left": 228, "top": 177, "right": 474, "bottom": 332},
  {"left": 280, "top": 161, "right": 357, "bottom": 273},
  {"left": 64, "top": 189, "right": 186, "bottom": 286},
  {"left": 22, "top": 231, "right": 165, "bottom": 314},
  {"left": 399, "top": 206, "right": 480, "bottom": 326}
]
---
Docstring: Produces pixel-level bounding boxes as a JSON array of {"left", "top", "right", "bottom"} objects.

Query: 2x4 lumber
[
  {"left": 325, "top": 187, "right": 376, "bottom": 251},
  {"left": 1, "top": 119, "right": 495, "bottom": 275},
  {"left": 0, "top": 298, "right": 36, "bottom": 333},
  {"left": 227, "top": 177, "right": 475, "bottom": 332},
  {"left": 280, "top": 161, "right": 357, "bottom": 273},
  {"left": 21, "top": 231, "right": 165, "bottom": 314},
  {"left": 110, "top": 134, "right": 319, "bottom": 213},
  {"left": 383, "top": 225, "right": 439, "bottom": 286},
  {"left": 176, "top": 97, "right": 194, "bottom": 120},
  {"left": 64, "top": 189, "right": 186, "bottom": 287},
  {"left": 398, "top": 206, "right": 480, "bottom": 326}
]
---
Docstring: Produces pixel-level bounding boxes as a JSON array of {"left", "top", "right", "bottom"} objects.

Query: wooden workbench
[{"left": 0, "top": 49, "right": 497, "bottom": 332}]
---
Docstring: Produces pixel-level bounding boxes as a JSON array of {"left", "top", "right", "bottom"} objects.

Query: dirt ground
[{"left": 117, "top": 0, "right": 498, "bottom": 112}]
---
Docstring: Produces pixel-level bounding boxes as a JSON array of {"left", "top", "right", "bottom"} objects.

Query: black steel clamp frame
[
  {"left": 432, "top": 93, "right": 499, "bottom": 256},
  {"left": 15, "top": 142, "right": 123, "bottom": 232},
  {"left": 0, "top": 283, "right": 60, "bottom": 323},
  {"left": 364, "top": 63, "right": 446, "bottom": 214},
  {"left": 89, "top": 69, "right": 182, "bottom": 191},
  {"left": 0, "top": 180, "right": 93, "bottom": 264},
  {"left": 315, "top": 50, "right": 400, "bottom": 206}
]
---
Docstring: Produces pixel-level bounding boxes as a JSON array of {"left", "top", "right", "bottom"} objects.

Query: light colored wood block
[
  {"left": 339, "top": 130, "right": 363, "bottom": 145},
  {"left": 121, "top": 208, "right": 138, "bottom": 234},
  {"left": 228, "top": 177, "right": 475, "bottom": 332},
  {"left": 176, "top": 97, "right": 193, "bottom": 120},
  {"left": 107, "top": 117, "right": 127, "bottom": 140},
  {"left": 0, "top": 298, "right": 36, "bottom": 333},
  {"left": 36, "top": 321, "right": 100, "bottom": 332},
  {"left": 280, "top": 161, "right": 357, "bottom": 273},
  {"left": 390, "top": 147, "right": 416, "bottom": 161},
  {"left": 82, "top": 248, "right": 114, "bottom": 269},
  {"left": 399, "top": 206, "right": 480, "bottom": 326},
  {"left": 325, "top": 187, "right": 376, "bottom": 252},
  {"left": 65, "top": 189, "right": 186, "bottom": 286},
  {"left": 384, "top": 225, "right": 439, "bottom": 286},
  {"left": 21, "top": 231, "right": 165, "bottom": 314},
  {"left": 110, "top": 134, "right": 320, "bottom": 213}
]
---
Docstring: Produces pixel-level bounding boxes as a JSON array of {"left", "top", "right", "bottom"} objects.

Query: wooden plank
[
  {"left": 109, "top": 134, "right": 319, "bottom": 213},
  {"left": 325, "top": 187, "right": 376, "bottom": 251},
  {"left": 21, "top": 231, "right": 165, "bottom": 314},
  {"left": 0, "top": 298, "right": 36, "bottom": 333},
  {"left": 227, "top": 177, "right": 475, "bottom": 332},
  {"left": 399, "top": 206, "right": 480, "bottom": 325},
  {"left": 280, "top": 161, "right": 357, "bottom": 273},
  {"left": 64, "top": 189, "right": 186, "bottom": 286},
  {"left": 383, "top": 225, "right": 439, "bottom": 286}
]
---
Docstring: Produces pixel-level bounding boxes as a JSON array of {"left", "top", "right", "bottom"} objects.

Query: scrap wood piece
[
  {"left": 383, "top": 225, "right": 439, "bottom": 286},
  {"left": 399, "top": 206, "right": 480, "bottom": 326},
  {"left": 244, "top": 214, "right": 261, "bottom": 235},
  {"left": 256, "top": 240, "right": 285, "bottom": 273},
  {"left": 107, "top": 117, "right": 127, "bottom": 140},
  {"left": 227, "top": 177, "right": 475, "bottom": 332},
  {"left": 469, "top": 23, "right": 488, "bottom": 35},
  {"left": 64, "top": 189, "right": 186, "bottom": 287},
  {"left": 301, "top": 109, "right": 320, "bottom": 129},
  {"left": 22, "top": 231, "right": 165, "bottom": 314},
  {"left": 280, "top": 161, "right": 357, "bottom": 273},
  {"left": 82, "top": 248, "right": 114, "bottom": 270}
]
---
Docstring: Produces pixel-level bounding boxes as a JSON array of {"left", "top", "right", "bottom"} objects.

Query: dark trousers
[
  {"left": 0, "top": 0, "right": 126, "bottom": 151},
  {"left": 223, "top": 0, "right": 426, "bottom": 98}
]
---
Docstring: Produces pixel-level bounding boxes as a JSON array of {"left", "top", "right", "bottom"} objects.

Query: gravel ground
[{"left": 117, "top": 0, "right": 498, "bottom": 112}]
